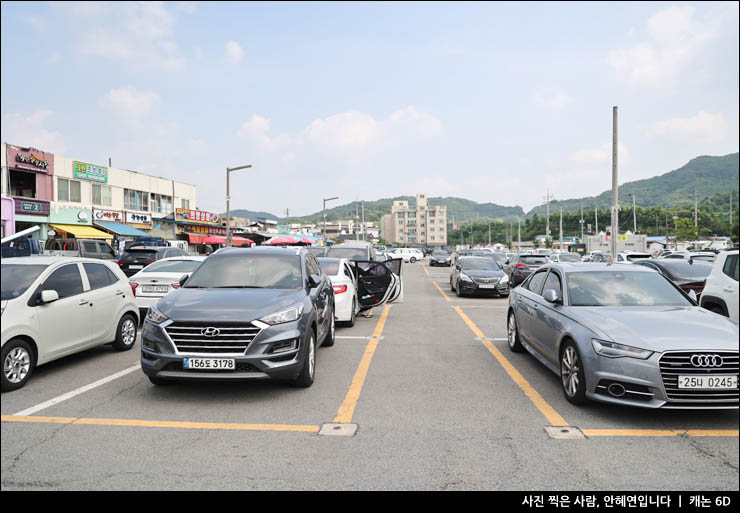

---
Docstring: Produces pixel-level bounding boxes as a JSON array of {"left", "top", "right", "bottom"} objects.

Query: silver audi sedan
[{"left": 507, "top": 263, "right": 738, "bottom": 409}]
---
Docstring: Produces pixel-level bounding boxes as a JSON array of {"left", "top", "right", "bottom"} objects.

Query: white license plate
[
  {"left": 478, "top": 284, "right": 497, "bottom": 288},
  {"left": 183, "top": 358, "right": 236, "bottom": 370},
  {"left": 142, "top": 285, "right": 169, "bottom": 293},
  {"left": 129, "top": 265, "right": 143, "bottom": 269},
  {"left": 678, "top": 375, "right": 737, "bottom": 389}
]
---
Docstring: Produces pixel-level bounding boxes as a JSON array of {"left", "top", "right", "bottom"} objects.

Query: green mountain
[
  {"left": 223, "top": 209, "right": 280, "bottom": 222},
  {"left": 526, "top": 153, "right": 739, "bottom": 216}
]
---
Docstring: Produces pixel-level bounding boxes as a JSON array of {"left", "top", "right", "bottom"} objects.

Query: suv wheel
[
  {"left": 410, "top": 257, "right": 416, "bottom": 263},
  {"left": 322, "top": 309, "right": 335, "bottom": 347},
  {"left": 2, "top": 338, "right": 35, "bottom": 392},
  {"left": 291, "top": 331, "right": 315, "bottom": 388}
]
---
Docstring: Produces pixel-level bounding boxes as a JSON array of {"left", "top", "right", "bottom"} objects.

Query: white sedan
[
  {"left": 317, "top": 257, "right": 360, "bottom": 326},
  {"left": 2, "top": 257, "right": 139, "bottom": 391},
  {"left": 128, "top": 256, "right": 207, "bottom": 315}
]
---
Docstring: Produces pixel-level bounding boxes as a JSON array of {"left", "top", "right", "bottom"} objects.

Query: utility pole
[
  {"left": 580, "top": 203, "right": 584, "bottom": 241},
  {"left": 694, "top": 190, "right": 698, "bottom": 240},
  {"left": 517, "top": 217, "right": 521, "bottom": 254},
  {"left": 632, "top": 193, "right": 637, "bottom": 234},
  {"left": 226, "top": 164, "right": 252, "bottom": 247},
  {"left": 595, "top": 207, "right": 598, "bottom": 235},
  {"left": 610, "top": 106, "right": 619, "bottom": 260},
  {"left": 544, "top": 189, "right": 554, "bottom": 237},
  {"left": 730, "top": 190, "right": 733, "bottom": 228},
  {"left": 488, "top": 223, "right": 491, "bottom": 245},
  {"left": 559, "top": 207, "right": 563, "bottom": 252},
  {"left": 361, "top": 201, "right": 365, "bottom": 242},
  {"left": 323, "top": 196, "right": 339, "bottom": 246}
]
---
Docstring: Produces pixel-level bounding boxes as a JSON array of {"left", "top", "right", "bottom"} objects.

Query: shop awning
[
  {"left": 94, "top": 221, "right": 148, "bottom": 237},
  {"left": 50, "top": 224, "right": 114, "bottom": 240}
]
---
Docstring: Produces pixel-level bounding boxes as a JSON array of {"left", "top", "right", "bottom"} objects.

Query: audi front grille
[
  {"left": 659, "top": 351, "right": 739, "bottom": 405},
  {"left": 164, "top": 322, "right": 262, "bottom": 355}
]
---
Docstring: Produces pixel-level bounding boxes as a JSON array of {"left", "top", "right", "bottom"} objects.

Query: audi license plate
[
  {"left": 183, "top": 358, "right": 235, "bottom": 370},
  {"left": 142, "top": 285, "right": 169, "bottom": 293},
  {"left": 678, "top": 375, "right": 737, "bottom": 389}
]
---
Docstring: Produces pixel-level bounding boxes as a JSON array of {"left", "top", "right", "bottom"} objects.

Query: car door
[
  {"left": 306, "top": 254, "right": 330, "bottom": 339},
  {"left": 97, "top": 241, "right": 117, "bottom": 260},
  {"left": 515, "top": 269, "right": 548, "bottom": 352},
  {"left": 82, "top": 240, "right": 100, "bottom": 259},
  {"left": 82, "top": 262, "right": 123, "bottom": 343},
  {"left": 32, "top": 262, "right": 95, "bottom": 360},
  {"left": 354, "top": 260, "right": 400, "bottom": 310},
  {"left": 529, "top": 270, "right": 565, "bottom": 366},
  {"left": 384, "top": 257, "right": 403, "bottom": 303}
]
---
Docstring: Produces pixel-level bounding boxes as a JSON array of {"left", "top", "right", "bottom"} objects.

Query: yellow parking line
[
  {"left": 452, "top": 306, "right": 569, "bottom": 427},
  {"left": 333, "top": 305, "right": 392, "bottom": 424},
  {"left": 432, "top": 281, "right": 451, "bottom": 302},
  {"left": 582, "top": 429, "right": 739, "bottom": 438},
  {"left": 1, "top": 415, "right": 319, "bottom": 432},
  {"left": 423, "top": 266, "right": 430, "bottom": 277}
]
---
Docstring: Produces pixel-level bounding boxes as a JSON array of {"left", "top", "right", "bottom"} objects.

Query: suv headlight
[
  {"left": 500, "top": 274, "right": 509, "bottom": 284},
  {"left": 146, "top": 305, "right": 170, "bottom": 325},
  {"left": 592, "top": 339, "right": 653, "bottom": 360},
  {"left": 259, "top": 304, "right": 304, "bottom": 325}
]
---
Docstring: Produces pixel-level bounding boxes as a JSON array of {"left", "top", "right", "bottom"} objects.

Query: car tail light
[
  {"left": 171, "top": 282, "right": 180, "bottom": 289},
  {"left": 118, "top": 259, "right": 126, "bottom": 267},
  {"left": 333, "top": 285, "right": 348, "bottom": 294},
  {"left": 516, "top": 263, "right": 527, "bottom": 268},
  {"left": 129, "top": 282, "right": 138, "bottom": 296},
  {"left": 145, "top": 261, "right": 154, "bottom": 266}
]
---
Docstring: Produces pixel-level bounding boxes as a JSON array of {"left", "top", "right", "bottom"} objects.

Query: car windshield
[
  {"left": 567, "top": 271, "right": 692, "bottom": 307},
  {"left": 432, "top": 251, "right": 447, "bottom": 257},
  {"left": 559, "top": 253, "right": 581, "bottom": 262},
  {"left": 462, "top": 259, "right": 501, "bottom": 271},
  {"left": 690, "top": 255, "right": 715, "bottom": 262},
  {"left": 184, "top": 253, "right": 303, "bottom": 289},
  {"left": 626, "top": 254, "right": 651, "bottom": 262},
  {"left": 325, "top": 247, "right": 367, "bottom": 260},
  {"left": 143, "top": 259, "right": 202, "bottom": 273},
  {"left": 1, "top": 264, "right": 49, "bottom": 300},
  {"left": 520, "top": 256, "right": 549, "bottom": 264},
  {"left": 655, "top": 260, "right": 713, "bottom": 279},
  {"left": 317, "top": 258, "right": 341, "bottom": 276}
]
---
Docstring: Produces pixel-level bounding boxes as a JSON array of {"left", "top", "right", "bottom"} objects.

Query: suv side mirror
[
  {"left": 40, "top": 290, "right": 59, "bottom": 304},
  {"left": 543, "top": 289, "right": 562, "bottom": 304},
  {"left": 308, "top": 274, "right": 321, "bottom": 288},
  {"left": 179, "top": 274, "right": 189, "bottom": 287}
]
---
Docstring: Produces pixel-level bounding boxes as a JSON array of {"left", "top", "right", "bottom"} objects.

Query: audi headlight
[
  {"left": 259, "top": 304, "right": 304, "bottom": 325},
  {"left": 146, "top": 305, "right": 170, "bottom": 325},
  {"left": 460, "top": 273, "right": 474, "bottom": 282},
  {"left": 592, "top": 339, "right": 653, "bottom": 360}
]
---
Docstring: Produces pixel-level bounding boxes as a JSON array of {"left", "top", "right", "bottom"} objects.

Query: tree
[
  {"left": 544, "top": 237, "right": 553, "bottom": 249},
  {"left": 672, "top": 218, "right": 696, "bottom": 242}
]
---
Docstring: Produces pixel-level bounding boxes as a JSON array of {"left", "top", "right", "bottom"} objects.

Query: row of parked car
[{"left": 1, "top": 241, "right": 404, "bottom": 391}]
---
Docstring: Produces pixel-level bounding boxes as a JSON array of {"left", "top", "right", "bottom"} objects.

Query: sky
[{"left": 1, "top": 1, "right": 738, "bottom": 217}]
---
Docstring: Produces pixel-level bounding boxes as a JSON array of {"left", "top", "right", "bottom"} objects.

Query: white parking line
[
  {"left": 13, "top": 364, "right": 141, "bottom": 417},
  {"left": 336, "top": 336, "right": 372, "bottom": 339}
]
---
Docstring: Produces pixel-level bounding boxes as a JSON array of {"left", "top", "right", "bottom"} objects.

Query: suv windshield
[
  {"left": 185, "top": 253, "right": 303, "bottom": 289},
  {"left": 1, "top": 264, "right": 49, "bottom": 300},
  {"left": 567, "top": 271, "right": 691, "bottom": 307}
]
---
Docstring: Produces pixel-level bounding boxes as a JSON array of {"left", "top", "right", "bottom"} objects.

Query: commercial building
[
  {"left": 381, "top": 193, "right": 447, "bottom": 246},
  {"left": 1, "top": 142, "right": 196, "bottom": 248}
]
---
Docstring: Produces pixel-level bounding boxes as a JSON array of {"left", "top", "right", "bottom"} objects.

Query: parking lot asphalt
[{"left": 2, "top": 259, "right": 738, "bottom": 490}]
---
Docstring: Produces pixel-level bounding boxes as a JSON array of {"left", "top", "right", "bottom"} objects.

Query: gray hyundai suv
[{"left": 140, "top": 246, "right": 337, "bottom": 387}]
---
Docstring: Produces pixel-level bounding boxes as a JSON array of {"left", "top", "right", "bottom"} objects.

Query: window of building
[
  {"left": 10, "top": 170, "right": 37, "bottom": 198},
  {"left": 124, "top": 189, "right": 149, "bottom": 211},
  {"left": 181, "top": 199, "right": 190, "bottom": 210},
  {"left": 92, "top": 183, "right": 112, "bottom": 206},
  {"left": 58, "top": 178, "right": 82, "bottom": 203},
  {"left": 150, "top": 193, "right": 173, "bottom": 214}
]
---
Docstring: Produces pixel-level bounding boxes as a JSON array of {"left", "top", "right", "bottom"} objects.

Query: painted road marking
[
  {"left": 336, "top": 336, "right": 374, "bottom": 339},
  {"left": 582, "top": 429, "right": 740, "bottom": 437},
  {"left": 452, "top": 306, "right": 569, "bottom": 427},
  {"left": 1, "top": 415, "right": 319, "bottom": 433},
  {"left": 334, "top": 305, "right": 391, "bottom": 424},
  {"left": 432, "top": 281, "right": 451, "bottom": 302},
  {"left": 13, "top": 364, "right": 141, "bottom": 417},
  {"left": 423, "top": 266, "right": 431, "bottom": 277}
]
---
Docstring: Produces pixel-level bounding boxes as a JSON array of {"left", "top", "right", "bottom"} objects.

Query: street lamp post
[
  {"left": 323, "top": 196, "right": 339, "bottom": 246},
  {"left": 226, "top": 164, "right": 252, "bottom": 247}
]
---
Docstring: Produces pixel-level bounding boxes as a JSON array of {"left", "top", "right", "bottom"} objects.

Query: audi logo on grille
[
  {"left": 690, "top": 354, "right": 723, "bottom": 368},
  {"left": 201, "top": 327, "right": 221, "bottom": 337}
]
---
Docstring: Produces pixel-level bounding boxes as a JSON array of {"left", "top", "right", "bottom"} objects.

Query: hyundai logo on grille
[
  {"left": 201, "top": 327, "right": 221, "bottom": 337},
  {"left": 690, "top": 354, "right": 723, "bottom": 368}
]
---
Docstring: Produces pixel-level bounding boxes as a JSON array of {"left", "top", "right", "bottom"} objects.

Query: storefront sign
[
  {"left": 73, "top": 161, "right": 108, "bottom": 183},
  {"left": 177, "top": 224, "right": 227, "bottom": 235},
  {"left": 15, "top": 199, "right": 50, "bottom": 216},
  {"left": 93, "top": 209, "right": 123, "bottom": 222},
  {"left": 176, "top": 208, "right": 220, "bottom": 226},
  {"left": 125, "top": 212, "right": 152, "bottom": 225},
  {"left": 6, "top": 144, "right": 54, "bottom": 174}
]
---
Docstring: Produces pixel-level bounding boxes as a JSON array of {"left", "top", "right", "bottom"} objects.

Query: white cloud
[
  {"left": 1, "top": 110, "right": 65, "bottom": 154},
  {"left": 534, "top": 89, "right": 570, "bottom": 109},
  {"left": 225, "top": 41, "right": 244, "bottom": 62},
  {"left": 609, "top": 5, "right": 722, "bottom": 87},
  {"left": 236, "top": 115, "right": 292, "bottom": 152},
  {"left": 98, "top": 86, "right": 161, "bottom": 121},
  {"left": 570, "top": 141, "right": 631, "bottom": 166},
  {"left": 646, "top": 111, "right": 728, "bottom": 141},
  {"left": 177, "top": 2, "right": 197, "bottom": 14}
]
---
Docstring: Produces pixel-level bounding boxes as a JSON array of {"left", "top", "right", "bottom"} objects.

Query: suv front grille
[
  {"left": 164, "top": 322, "right": 262, "bottom": 355},
  {"left": 659, "top": 351, "right": 739, "bottom": 404}
]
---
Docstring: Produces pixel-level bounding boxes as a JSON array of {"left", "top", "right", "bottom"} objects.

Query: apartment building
[{"left": 381, "top": 193, "right": 447, "bottom": 246}]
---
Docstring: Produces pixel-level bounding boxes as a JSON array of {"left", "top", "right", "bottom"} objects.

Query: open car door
[{"left": 354, "top": 260, "right": 402, "bottom": 310}]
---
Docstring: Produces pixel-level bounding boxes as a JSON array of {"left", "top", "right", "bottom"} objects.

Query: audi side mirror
[{"left": 543, "top": 289, "right": 562, "bottom": 304}]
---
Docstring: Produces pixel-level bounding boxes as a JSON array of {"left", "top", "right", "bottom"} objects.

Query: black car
[
  {"left": 119, "top": 246, "right": 188, "bottom": 277},
  {"left": 429, "top": 250, "right": 452, "bottom": 267},
  {"left": 633, "top": 258, "right": 713, "bottom": 299},
  {"left": 502, "top": 254, "right": 550, "bottom": 287},
  {"left": 450, "top": 257, "right": 509, "bottom": 297},
  {"left": 140, "top": 247, "right": 399, "bottom": 388}
]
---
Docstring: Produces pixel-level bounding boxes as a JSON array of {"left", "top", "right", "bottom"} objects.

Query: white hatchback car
[
  {"left": 317, "top": 257, "right": 360, "bottom": 326},
  {"left": 700, "top": 249, "right": 739, "bottom": 323},
  {"left": 389, "top": 248, "right": 424, "bottom": 263},
  {"left": 1, "top": 257, "right": 139, "bottom": 391},
  {"left": 128, "top": 256, "right": 207, "bottom": 316}
]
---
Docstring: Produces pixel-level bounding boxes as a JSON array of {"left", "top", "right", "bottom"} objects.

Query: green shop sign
[
  {"left": 21, "top": 201, "right": 43, "bottom": 213},
  {"left": 73, "top": 161, "right": 108, "bottom": 183}
]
